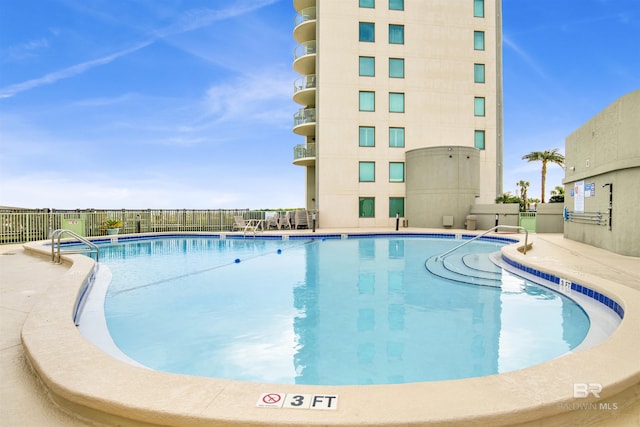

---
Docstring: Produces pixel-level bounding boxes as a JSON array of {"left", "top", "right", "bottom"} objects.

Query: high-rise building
[{"left": 292, "top": 0, "right": 503, "bottom": 228}]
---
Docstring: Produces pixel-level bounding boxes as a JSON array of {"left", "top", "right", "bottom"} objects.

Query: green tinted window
[
  {"left": 389, "top": 197, "right": 405, "bottom": 217},
  {"left": 474, "top": 0, "right": 484, "bottom": 17},
  {"left": 359, "top": 197, "right": 375, "bottom": 217},
  {"left": 359, "top": 162, "right": 375, "bottom": 182},
  {"left": 389, "top": 127, "right": 405, "bottom": 147},
  {"left": 389, "top": 24, "right": 404, "bottom": 44},
  {"left": 389, "top": 0, "right": 404, "bottom": 10},
  {"left": 474, "top": 130, "right": 485, "bottom": 150},
  {"left": 474, "top": 31, "right": 485, "bottom": 50},
  {"left": 389, "top": 58, "right": 404, "bottom": 78},
  {"left": 474, "top": 63, "right": 485, "bottom": 83},
  {"left": 360, "top": 91, "right": 375, "bottom": 111},
  {"left": 359, "top": 127, "right": 375, "bottom": 147},
  {"left": 389, "top": 92, "right": 404, "bottom": 113},
  {"left": 389, "top": 162, "right": 405, "bottom": 182},
  {"left": 360, "top": 23, "right": 375, "bottom": 42},
  {"left": 474, "top": 97, "right": 485, "bottom": 116},
  {"left": 359, "top": 56, "right": 375, "bottom": 76}
]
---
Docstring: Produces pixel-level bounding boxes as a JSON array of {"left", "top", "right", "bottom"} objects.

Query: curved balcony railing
[
  {"left": 294, "top": 0, "right": 316, "bottom": 13},
  {"left": 294, "top": 108, "right": 316, "bottom": 127},
  {"left": 294, "top": 6, "right": 316, "bottom": 27},
  {"left": 294, "top": 40, "right": 316, "bottom": 61},
  {"left": 294, "top": 74, "right": 317, "bottom": 94},
  {"left": 293, "top": 143, "right": 316, "bottom": 162}
]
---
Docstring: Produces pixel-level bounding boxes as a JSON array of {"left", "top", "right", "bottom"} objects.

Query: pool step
[
  {"left": 424, "top": 251, "right": 502, "bottom": 288},
  {"left": 461, "top": 252, "right": 502, "bottom": 275}
]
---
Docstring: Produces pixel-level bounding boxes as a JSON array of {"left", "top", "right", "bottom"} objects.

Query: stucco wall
[
  {"left": 536, "top": 203, "right": 564, "bottom": 233},
  {"left": 469, "top": 203, "right": 520, "bottom": 230},
  {"left": 406, "top": 146, "right": 480, "bottom": 229},
  {"left": 563, "top": 90, "right": 640, "bottom": 256}
]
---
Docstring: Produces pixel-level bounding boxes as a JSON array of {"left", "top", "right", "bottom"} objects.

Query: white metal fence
[{"left": 0, "top": 209, "right": 297, "bottom": 244}]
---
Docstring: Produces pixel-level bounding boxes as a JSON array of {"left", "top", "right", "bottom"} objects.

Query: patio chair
[
  {"left": 233, "top": 216, "right": 260, "bottom": 235},
  {"left": 280, "top": 211, "right": 292, "bottom": 230},
  {"left": 264, "top": 213, "right": 280, "bottom": 230},
  {"left": 294, "top": 210, "right": 309, "bottom": 229}
]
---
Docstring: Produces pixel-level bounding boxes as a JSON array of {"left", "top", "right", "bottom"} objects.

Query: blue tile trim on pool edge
[
  {"left": 502, "top": 255, "right": 624, "bottom": 319},
  {"left": 55, "top": 231, "right": 519, "bottom": 246}
]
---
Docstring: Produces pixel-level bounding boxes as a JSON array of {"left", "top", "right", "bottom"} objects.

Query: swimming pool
[{"left": 78, "top": 234, "right": 601, "bottom": 385}]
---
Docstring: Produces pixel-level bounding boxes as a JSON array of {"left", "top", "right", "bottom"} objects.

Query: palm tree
[
  {"left": 549, "top": 185, "right": 565, "bottom": 203},
  {"left": 522, "top": 148, "right": 565, "bottom": 203},
  {"left": 516, "top": 180, "right": 529, "bottom": 211},
  {"left": 495, "top": 192, "right": 519, "bottom": 204}
]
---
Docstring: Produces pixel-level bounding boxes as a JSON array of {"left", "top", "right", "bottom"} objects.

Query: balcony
[
  {"left": 293, "top": 108, "right": 316, "bottom": 136},
  {"left": 294, "top": 7, "right": 316, "bottom": 43},
  {"left": 293, "top": 143, "right": 316, "bottom": 166},
  {"left": 293, "top": 74, "right": 316, "bottom": 106},
  {"left": 293, "top": 40, "right": 316, "bottom": 75},
  {"left": 294, "top": 0, "right": 315, "bottom": 12}
]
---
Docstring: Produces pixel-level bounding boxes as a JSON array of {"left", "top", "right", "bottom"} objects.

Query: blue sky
[{"left": 1, "top": 0, "right": 638, "bottom": 209}]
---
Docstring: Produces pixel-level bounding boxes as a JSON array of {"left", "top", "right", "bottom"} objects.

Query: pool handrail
[
  {"left": 51, "top": 229, "right": 99, "bottom": 263},
  {"left": 436, "top": 225, "right": 529, "bottom": 261}
]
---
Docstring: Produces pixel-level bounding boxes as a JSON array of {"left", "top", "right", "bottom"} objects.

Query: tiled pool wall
[
  {"left": 66, "top": 231, "right": 624, "bottom": 322},
  {"left": 501, "top": 256, "right": 625, "bottom": 319}
]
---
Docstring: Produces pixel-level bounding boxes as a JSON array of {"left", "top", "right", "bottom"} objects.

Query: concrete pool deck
[{"left": 1, "top": 230, "right": 639, "bottom": 426}]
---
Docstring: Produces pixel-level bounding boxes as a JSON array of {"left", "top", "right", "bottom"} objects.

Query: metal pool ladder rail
[
  {"left": 51, "top": 229, "right": 99, "bottom": 263},
  {"left": 436, "top": 225, "right": 529, "bottom": 261}
]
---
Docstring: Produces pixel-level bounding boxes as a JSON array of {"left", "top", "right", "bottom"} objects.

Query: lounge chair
[
  {"left": 264, "top": 213, "right": 279, "bottom": 230},
  {"left": 279, "top": 212, "right": 292, "bottom": 230},
  {"left": 294, "top": 210, "right": 309, "bottom": 229},
  {"left": 233, "top": 216, "right": 260, "bottom": 235}
]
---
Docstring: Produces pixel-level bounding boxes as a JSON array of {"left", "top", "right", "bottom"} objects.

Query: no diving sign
[{"left": 257, "top": 393, "right": 338, "bottom": 410}]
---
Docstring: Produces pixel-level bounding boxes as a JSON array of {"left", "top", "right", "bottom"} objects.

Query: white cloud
[
  {"left": 4, "top": 37, "right": 50, "bottom": 61},
  {"left": 502, "top": 35, "right": 548, "bottom": 80},
  {"left": 154, "top": 0, "right": 281, "bottom": 38},
  {"left": 0, "top": 172, "right": 303, "bottom": 210},
  {"left": 0, "top": 40, "right": 154, "bottom": 99},
  {"left": 202, "top": 69, "right": 294, "bottom": 126},
  {"left": 0, "top": 0, "right": 282, "bottom": 99}
]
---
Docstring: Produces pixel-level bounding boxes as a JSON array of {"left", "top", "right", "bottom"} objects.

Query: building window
[
  {"left": 474, "top": 63, "right": 485, "bottom": 83},
  {"left": 389, "top": 92, "right": 405, "bottom": 113},
  {"left": 474, "top": 130, "right": 485, "bottom": 150},
  {"left": 389, "top": 58, "right": 404, "bottom": 78},
  {"left": 359, "top": 162, "right": 375, "bottom": 182},
  {"left": 389, "top": 127, "right": 405, "bottom": 147},
  {"left": 389, "top": 197, "right": 405, "bottom": 217},
  {"left": 360, "top": 0, "right": 375, "bottom": 8},
  {"left": 359, "top": 126, "right": 375, "bottom": 147},
  {"left": 359, "top": 197, "right": 375, "bottom": 217},
  {"left": 474, "top": 97, "right": 485, "bottom": 116},
  {"left": 360, "top": 23, "right": 375, "bottom": 42},
  {"left": 474, "top": 31, "right": 485, "bottom": 50},
  {"left": 359, "top": 91, "right": 375, "bottom": 111},
  {"left": 389, "top": 162, "right": 405, "bottom": 182},
  {"left": 360, "top": 56, "right": 375, "bottom": 76},
  {"left": 389, "top": 0, "right": 404, "bottom": 10},
  {"left": 474, "top": 0, "right": 484, "bottom": 17},
  {"left": 389, "top": 24, "right": 404, "bottom": 44}
]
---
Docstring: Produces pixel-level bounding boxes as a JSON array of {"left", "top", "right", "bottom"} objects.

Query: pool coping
[{"left": 21, "top": 231, "right": 640, "bottom": 426}]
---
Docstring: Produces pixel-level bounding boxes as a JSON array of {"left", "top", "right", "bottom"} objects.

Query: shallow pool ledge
[{"left": 21, "top": 238, "right": 640, "bottom": 426}]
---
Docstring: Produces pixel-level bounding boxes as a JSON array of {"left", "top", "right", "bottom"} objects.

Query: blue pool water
[{"left": 97, "top": 236, "right": 590, "bottom": 385}]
